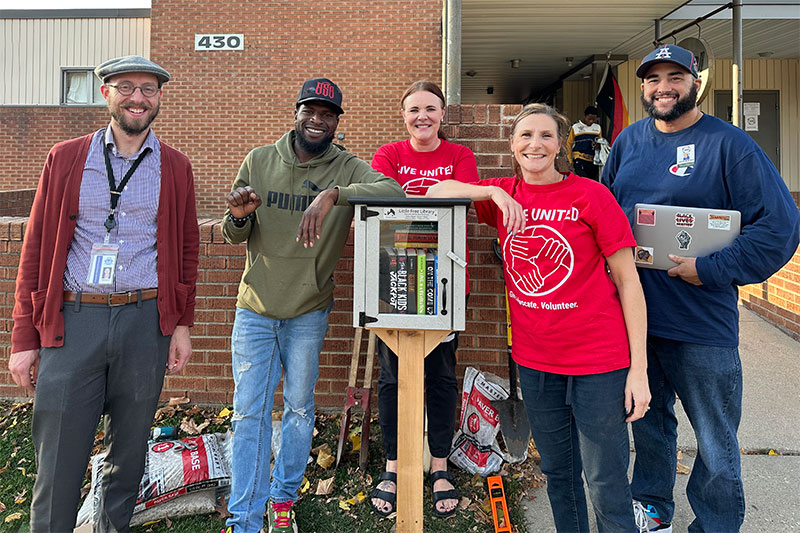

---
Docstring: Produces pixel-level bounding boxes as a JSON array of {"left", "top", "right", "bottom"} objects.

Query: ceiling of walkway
[{"left": 460, "top": 0, "right": 800, "bottom": 103}]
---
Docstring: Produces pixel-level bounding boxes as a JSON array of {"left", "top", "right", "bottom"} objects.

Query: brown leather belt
[{"left": 63, "top": 289, "right": 158, "bottom": 307}]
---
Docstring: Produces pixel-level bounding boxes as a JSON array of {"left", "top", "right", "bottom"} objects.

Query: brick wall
[
  {"left": 0, "top": 107, "right": 109, "bottom": 192},
  {"left": 0, "top": 190, "right": 36, "bottom": 217},
  {"left": 148, "top": 0, "right": 443, "bottom": 215}
]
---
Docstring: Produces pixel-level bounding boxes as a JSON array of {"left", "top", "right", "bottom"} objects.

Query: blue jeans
[
  {"left": 518, "top": 366, "right": 635, "bottom": 532},
  {"left": 226, "top": 305, "right": 331, "bottom": 533},
  {"left": 631, "top": 336, "right": 744, "bottom": 532}
]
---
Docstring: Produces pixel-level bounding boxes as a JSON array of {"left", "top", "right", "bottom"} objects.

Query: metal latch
[{"left": 446, "top": 251, "right": 467, "bottom": 268}]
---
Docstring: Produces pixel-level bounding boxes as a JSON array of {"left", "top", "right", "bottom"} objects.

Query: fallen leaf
[
  {"left": 471, "top": 473, "right": 484, "bottom": 487},
  {"left": 676, "top": 462, "right": 691, "bottom": 475},
  {"left": 218, "top": 407, "right": 231, "bottom": 418},
  {"left": 313, "top": 427, "right": 319, "bottom": 437},
  {"left": 316, "top": 448, "right": 335, "bottom": 469},
  {"left": 311, "top": 443, "right": 331, "bottom": 456},
  {"left": 345, "top": 492, "right": 366, "bottom": 505},
  {"left": 155, "top": 406, "right": 176, "bottom": 420},
  {"left": 480, "top": 497, "right": 493, "bottom": 514},
  {"left": 0, "top": 501, "right": 5, "bottom": 512},
  {"left": 4, "top": 512, "right": 22, "bottom": 523},
  {"left": 315, "top": 476, "right": 335, "bottom": 496},
  {"left": 769, "top": 449, "right": 778, "bottom": 456},
  {"left": 349, "top": 434, "right": 361, "bottom": 452},
  {"left": 677, "top": 450, "right": 684, "bottom": 460},
  {"left": 180, "top": 418, "right": 201, "bottom": 435},
  {"left": 214, "top": 494, "right": 232, "bottom": 520},
  {"left": 185, "top": 406, "right": 202, "bottom": 416},
  {"left": 458, "top": 496, "right": 471, "bottom": 510},
  {"left": 168, "top": 396, "right": 190, "bottom": 406},
  {"left": 17, "top": 467, "right": 25, "bottom": 477},
  {"left": 300, "top": 477, "right": 310, "bottom": 494},
  {"left": 512, "top": 472, "right": 522, "bottom": 480},
  {"left": 338, "top": 500, "right": 351, "bottom": 511},
  {"left": 0, "top": 462, "right": 8, "bottom": 475},
  {"left": 165, "top": 517, "right": 172, "bottom": 528}
]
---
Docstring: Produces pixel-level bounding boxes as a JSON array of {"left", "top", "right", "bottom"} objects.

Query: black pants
[
  {"left": 31, "top": 298, "right": 170, "bottom": 532},
  {"left": 376, "top": 292, "right": 466, "bottom": 461},
  {"left": 573, "top": 158, "right": 599, "bottom": 181}
]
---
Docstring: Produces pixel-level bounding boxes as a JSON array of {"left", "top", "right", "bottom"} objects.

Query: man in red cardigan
[{"left": 8, "top": 55, "right": 199, "bottom": 532}]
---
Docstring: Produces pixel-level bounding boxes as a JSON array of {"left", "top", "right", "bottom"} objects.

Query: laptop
[{"left": 632, "top": 203, "right": 741, "bottom": 270}]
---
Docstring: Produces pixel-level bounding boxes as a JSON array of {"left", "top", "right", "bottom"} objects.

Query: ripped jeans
[{"left": 226, "top": 305, "right": 331, "bottom": 533}]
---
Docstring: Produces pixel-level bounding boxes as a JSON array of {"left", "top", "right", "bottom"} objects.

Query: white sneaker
[{"left": 633, "top": 500, "right": 673, "bottom": 532}]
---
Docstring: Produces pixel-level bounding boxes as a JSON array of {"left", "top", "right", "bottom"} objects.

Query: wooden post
[{"left": 372, "top": 328, "right": 451, "bottom": 533}]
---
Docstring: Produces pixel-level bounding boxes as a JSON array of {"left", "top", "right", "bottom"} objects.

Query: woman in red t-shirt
[
  {"left": 369, "top": 81, "right": 478, "bottom": 519},
  {"left": 427, "top": 104, "right": 650, "bottom": 531}
]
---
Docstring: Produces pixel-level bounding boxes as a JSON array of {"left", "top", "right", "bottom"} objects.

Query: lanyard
[{"left": 102, "top": 142, "right": 151, "bottom": 233}]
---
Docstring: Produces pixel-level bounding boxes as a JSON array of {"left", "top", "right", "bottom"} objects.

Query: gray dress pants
[{"left": 30, "top": 297, "right": 170, "bottom": 532}]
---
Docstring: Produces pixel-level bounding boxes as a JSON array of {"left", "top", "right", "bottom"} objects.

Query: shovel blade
[{"left": 495, "top": 398, "right": 531, "bottom": 458}]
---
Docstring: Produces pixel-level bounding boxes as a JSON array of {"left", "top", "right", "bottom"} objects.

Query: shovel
[
  {"left": 492, "top": 244, "right": 531, "bottom": 458},
  {"left": 495, "top": 347, "right": 531, "bottom": 458}
]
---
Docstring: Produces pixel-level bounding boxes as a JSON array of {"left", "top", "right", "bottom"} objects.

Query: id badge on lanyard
[{"left": 87, "top": 241, "right": 119, "bottom": 286}]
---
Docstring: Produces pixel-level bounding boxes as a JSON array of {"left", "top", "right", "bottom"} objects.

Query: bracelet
[{"left": 229, "top": 212, "right": 253, "bottom": 227}]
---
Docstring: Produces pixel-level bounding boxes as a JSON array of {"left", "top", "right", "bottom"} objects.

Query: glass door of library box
[{"left": 351, "top": 198, "right": 469, "bottom": 331}]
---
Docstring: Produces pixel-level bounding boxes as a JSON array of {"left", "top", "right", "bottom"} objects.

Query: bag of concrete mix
[
  {"left": 76, "top": 432, "right": 231, "bottom": 528},
  {"left": 448, "top": 366, "right": 527, "bottom": 476}
]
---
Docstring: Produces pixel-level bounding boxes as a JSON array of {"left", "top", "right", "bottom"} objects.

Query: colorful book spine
[
  {"left": 395, "top": 248, "right": 408, "bottom": 314},
  {"left": 406, "top": 248, "right": 417, "bottom": 315},
  {"left": 426, "top": 250, "right": 436, "bottom": 315},
  {"left": 417, "top": 249, "right": 426, "bottom": 315}
]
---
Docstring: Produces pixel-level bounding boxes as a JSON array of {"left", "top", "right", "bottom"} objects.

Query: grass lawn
[{"left": 0, "top": 399, "right": 545, "bottom": 532}]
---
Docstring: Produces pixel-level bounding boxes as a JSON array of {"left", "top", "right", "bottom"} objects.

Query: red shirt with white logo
[
  {"left": 371, "top": 139, "right": 479, "bottom": 194},
  {"left": 474, "top": 173, "right": 636, "bottom": 375},
  {"left": 372, "top": 138, "right": 479, "bottom": 293}
]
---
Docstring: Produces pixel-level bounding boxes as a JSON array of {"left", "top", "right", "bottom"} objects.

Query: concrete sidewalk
[{"left": 521, "top": 306, "right": 800, "bottom": 532}]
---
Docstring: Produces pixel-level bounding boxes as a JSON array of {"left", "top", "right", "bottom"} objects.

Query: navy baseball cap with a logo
[
  {"left": 636, "top": 44, "right": 699, "bottom": 79},
  {"left": 297, "top": 78, "right": 344, "bottom": 115}
]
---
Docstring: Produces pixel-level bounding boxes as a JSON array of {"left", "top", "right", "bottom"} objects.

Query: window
[{"left": 61, "top": 69, "right": 104, "bottom": 105}]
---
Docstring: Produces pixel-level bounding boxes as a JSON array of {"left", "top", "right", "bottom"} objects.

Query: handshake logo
[{"left": 503, "top": 226, "right": 573, "bottom": 297}]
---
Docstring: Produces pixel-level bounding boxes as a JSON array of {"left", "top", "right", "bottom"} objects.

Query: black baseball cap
[
  {"left": 296, "top": 78, "right": 344, "bottom": 115},
  {"left": 636, "top": 44, "right": 699, "bottom": 79}
]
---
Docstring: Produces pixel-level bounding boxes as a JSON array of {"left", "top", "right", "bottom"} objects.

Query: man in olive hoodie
[{"left": 221, "top": 78, "right": 404, "bottom": 533}]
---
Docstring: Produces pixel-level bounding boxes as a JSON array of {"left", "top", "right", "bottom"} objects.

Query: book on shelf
[
  {"left": 426, "top": 250, "right": 436, "bottom": 315},
  {"left": 379, "top": 247, "right": 398, "bottom": 313},
  {"left": 395, "top": 248, "right": 409, "bottom": 313},
  {"left": 416, "top": 249, "right": 426, "bottom": 315}
]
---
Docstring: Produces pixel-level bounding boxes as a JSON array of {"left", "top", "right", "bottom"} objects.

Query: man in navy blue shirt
[{"left": 602, "top": 44, "right": 799, "bottom": 533}]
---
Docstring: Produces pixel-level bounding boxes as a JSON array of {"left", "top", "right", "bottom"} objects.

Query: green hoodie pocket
[{"left": 241, "top": 254, "right": 321, "bottom": 318}]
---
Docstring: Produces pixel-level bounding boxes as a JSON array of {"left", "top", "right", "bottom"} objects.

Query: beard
[
  {"left": 295, "top": 125, "right": 334, "bottom": 156},
  {"left": 641, "top": 83, "right": 698, "bottom": 122},
  {"left": 110, "top": 101, "right": 161, "bottom": 136}
]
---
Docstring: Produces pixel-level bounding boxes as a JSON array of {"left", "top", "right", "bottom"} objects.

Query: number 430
[{"left": 196, "top": 34, "right": 242, "bottom": 50}]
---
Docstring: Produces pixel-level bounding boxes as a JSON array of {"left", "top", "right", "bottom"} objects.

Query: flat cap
[{"left": 94, "top": 55, "right": 170, "bottom": 85}]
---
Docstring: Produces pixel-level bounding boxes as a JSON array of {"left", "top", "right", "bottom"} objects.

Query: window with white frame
[{"left": 61, "top": 68, "right": 105, "bottom": 105}]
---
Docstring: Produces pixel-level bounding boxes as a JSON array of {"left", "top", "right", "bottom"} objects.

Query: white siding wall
[{"left": 1, "top": 17, "right": 150, "bottom": 105}]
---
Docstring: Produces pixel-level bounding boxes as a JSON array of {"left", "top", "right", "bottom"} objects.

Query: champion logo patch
[{"left": 669, "top": 164, "right": 692, "bottom": 177}]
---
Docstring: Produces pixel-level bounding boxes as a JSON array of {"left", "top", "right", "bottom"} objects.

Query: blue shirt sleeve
[{"left": 696, "top": 147, "right": 800, "bottom": 288}]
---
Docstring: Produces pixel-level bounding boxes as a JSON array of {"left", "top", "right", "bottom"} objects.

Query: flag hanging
[{"left": 596, "top": 64, "right": 629, "bottom": 145}]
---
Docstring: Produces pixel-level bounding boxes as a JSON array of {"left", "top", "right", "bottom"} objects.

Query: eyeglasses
[{"left": 106, "top": 82, "right": 159, "bottom": 97}]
